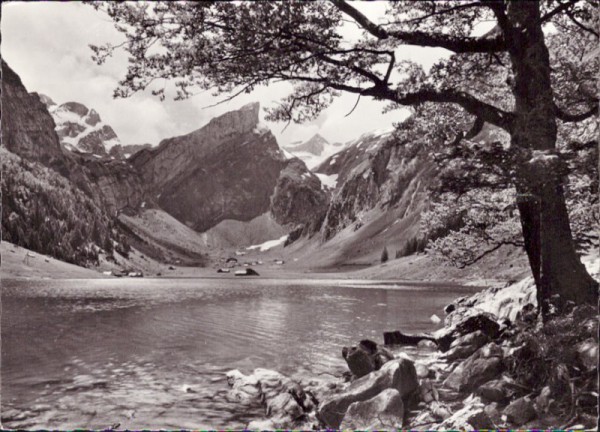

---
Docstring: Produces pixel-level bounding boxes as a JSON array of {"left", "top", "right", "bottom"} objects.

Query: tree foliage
[{"left": 1, "top": 148, "right": 129, "bottom": 266}]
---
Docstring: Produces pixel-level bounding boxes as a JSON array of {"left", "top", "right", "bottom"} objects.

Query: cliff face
[
  {"left": 40, "top": 94, "right": 124, "bottom": 159},
  {"left": 1, "top": 61, "right": 67, "bottom": 171},
  {"left": 132, "top": 103, "right": 297, "bottom": 231},
  {"left": 2, "top": 61, "right": 145, "bottom": 216},
  {"left": 317, "top": 132, "right": 430, "bottom": 241},
  {"left": 285, "top": 129, "right": 434, "bottom": 267},
  {"left": 270, "top": 158, "right": 329, "bottom": 227},
  {"left": 73, "top": 156, "right": 146, "bottom": 216}
]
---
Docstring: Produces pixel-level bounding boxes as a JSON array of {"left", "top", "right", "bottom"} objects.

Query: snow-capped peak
[
  {"left": 282, "top": 133, "right": 348, "bottom": 170},
  {"left": 40, "top": 95, "right": 125, "bottom": 159}
]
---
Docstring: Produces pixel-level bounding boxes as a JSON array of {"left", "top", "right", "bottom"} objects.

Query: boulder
[
  {"left": 503, "top": 396, "right": 536, "bottom": 426},
  {"left": 454, "top": 313, "right": 501, "bottom": 339},
  {"left": 449, "top": 330, "right": 489, "bottom": 350},
  {"left": 339, "top": 388, "right": 404, "bottom": 430},
  {"left": 444, "top": 303, "right": 456, "bottom": 314},
  {"left": 476, "top": 379, "right": 510, "bottom": 403},
  {"left": 443, "top": 348, "right": 504, "bottom": 392},
  {"left": 429, "top": 401, "right": 452, "bottom": 420},
  {"left": 415, "top": 363, "right": 430, "bottom": 379},
  {"left": 226, "top": 368, "right": 313, "bottom": 427},
  {"left": 437, "top": 313, "right": 501, "bottom": 351},
  {"left": 443, "top": 330, "right": 489, "bottom": 361},
  {"left": 342, "top": 339, "right": 393, "bottom": 378},
  {"left": 437, "top": 400, "right": 494, "bottom": 430},
  {"left": 317, "top": 358, "right": 418, "bottom": 429}
]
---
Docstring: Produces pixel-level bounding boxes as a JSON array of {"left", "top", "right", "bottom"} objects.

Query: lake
[{"left": 1, "top": 277, "right": 479, "bottom": 429}]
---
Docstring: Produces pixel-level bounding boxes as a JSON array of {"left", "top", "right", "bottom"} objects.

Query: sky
[{"left": 1, "top": 2, "right": 450, "bottom": 147}]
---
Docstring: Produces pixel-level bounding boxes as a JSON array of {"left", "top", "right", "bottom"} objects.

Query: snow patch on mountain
[
  {"left": 39, "top": 94, "right": 124, "bottom": 159},
  {"left": 283, "top": 133, "right": 348, "bottom": 169},
  {"left": 246, "top": 234, "right": 288, "bottom": 251},
  {"left": 315, "top": 173, "right": 338, "bottom": 190}
]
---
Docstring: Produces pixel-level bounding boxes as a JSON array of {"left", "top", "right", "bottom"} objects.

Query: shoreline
[
  {"left": 0, "top": 241, "right": 512, "bottom": 290},
  {"left": 227, "top": 255, "right": 599, "bottom": 430}
]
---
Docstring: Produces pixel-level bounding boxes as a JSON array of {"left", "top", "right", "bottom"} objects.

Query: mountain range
[
  {"left": 3, "top": 59, "right": 459, "bottom": 274},
  {"left": 283, "top": 133, "right": 347, "bottom": 169}
]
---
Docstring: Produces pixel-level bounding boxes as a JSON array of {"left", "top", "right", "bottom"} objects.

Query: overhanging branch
[{"left": 331, "top": 0, "right": 506, "bottom": 53}]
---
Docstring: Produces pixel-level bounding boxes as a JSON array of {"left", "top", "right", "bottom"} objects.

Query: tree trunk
[{"left": 507, "top": 2, "right": 598, "bottom": 315}]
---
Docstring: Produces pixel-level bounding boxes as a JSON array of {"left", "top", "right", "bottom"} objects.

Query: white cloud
[{"left": 1, "top": 2, "right": 446, "bottom": 147}]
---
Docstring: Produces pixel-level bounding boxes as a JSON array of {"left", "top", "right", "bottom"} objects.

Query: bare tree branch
[
  {"left": 565, "top": 8, "right": 599, "bottom": 37},
  {"left": 540, "top": 0, "right": 579, "bottom": 22},
  {"left": 555, "top": 103, "right": 599, "bottom": 122},
  {"left": 330, "top": 0, "right": 507, "bottom": 53}
]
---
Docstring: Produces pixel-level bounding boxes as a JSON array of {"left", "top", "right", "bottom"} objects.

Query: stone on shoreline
[
  {"left": 317, "top": 358, "right": 418, "bottom": 429},
  {"left": 227, "top": 368, "right": 315, "bottom": 428},
  {"left": 475, "top": 378, "right": 510, "bottom": 403},
  {"left": 435, "top": 313, "right": 501, "bottom": 352},
  {"left": 443, "top": 330, "right": 489, "bottom": 361},
  {"left": 503, "top": 396, "right": 536, "bottom": 425},
  {"left": 342, "top": 339, "right": 393, "bottom": 378},
  {"left": 442, "top": 346, "right": 504, "bottom": 392},
  {"left": 339, "top": 388, "right": 404, "bottom": 430}
]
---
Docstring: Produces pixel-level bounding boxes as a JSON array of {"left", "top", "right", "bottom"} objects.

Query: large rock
[
  {"left": 226, "top": 368, "right": 315, "bottom": 427},
  {"left": 476, "top": 378, "right": 511, "bottom": 403},
  {"left": 443, "top": 344, "right": 504, "bottom": 392},
  {"left": 317, "top": 358, "right": 418, "bottom": 429},
  {"left": 342, "top": 339, "right": 393, "bottom": 378},
  {"left": 339, "top": 388, "right": 404, "bottom": 430},
  {"left": 435, "top": 313, "right": 501, "bottom": 352},
  {"left": 443, "top": 330, "right": 489, "bottom": 361},
  {"left": 503, "top": 396, "right": 536, "bottom": 426}
]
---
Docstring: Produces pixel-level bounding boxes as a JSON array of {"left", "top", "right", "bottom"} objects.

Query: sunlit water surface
[{"left": 1, "top": 277, "right": 479, "bottom": 429}]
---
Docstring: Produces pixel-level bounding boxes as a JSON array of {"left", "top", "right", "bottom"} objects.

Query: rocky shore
[{"left": 225, "top": 258, "right": 599, "bottom": 430}]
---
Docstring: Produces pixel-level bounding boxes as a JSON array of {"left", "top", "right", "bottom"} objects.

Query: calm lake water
[{"left": 1, "top": 277, "right": 479, "bottom": 429}]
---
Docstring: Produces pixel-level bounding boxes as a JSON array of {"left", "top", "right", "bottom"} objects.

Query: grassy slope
[{"left": 1, "top": 241, "right": 105, "bottom": 279}]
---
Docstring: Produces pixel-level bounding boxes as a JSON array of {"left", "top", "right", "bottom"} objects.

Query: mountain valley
[{"left": 1, "top": 60, "right": 523, "bottom": 281}]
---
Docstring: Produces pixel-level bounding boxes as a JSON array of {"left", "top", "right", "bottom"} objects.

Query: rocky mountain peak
[
  {"left": 38, "top": 93, "right": 56, "bottom": 107},
  {"left": 43, "top": 97, "right": 123, "bottom": 159},
  {"left": 195, "top": 101, "right": 261, "bottom": 142}
]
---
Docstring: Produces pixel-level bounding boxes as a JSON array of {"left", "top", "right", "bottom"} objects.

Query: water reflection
[{"left": 1, "top": 278, "right": 478, "bottom": 429}]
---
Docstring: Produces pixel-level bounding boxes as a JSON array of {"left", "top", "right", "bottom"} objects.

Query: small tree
[{"left": 381, "top": 246, "right": 389, "bottom": 263}]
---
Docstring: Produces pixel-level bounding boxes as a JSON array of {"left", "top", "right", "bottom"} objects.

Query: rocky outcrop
[
  {"left": 317, "top": 358, "right": 418, "bottom": 429},
  {"left": 3, "top": 62, "right": 145, "bottom": 216},
  {"left": 339, "top": 388, "right": 404, "bottom": 430},
  {"left": 1, "top": 61, "right": 67, "bottom": 171},
  {"left": 270, "top": 158, "right": 328, "bottom": 227},
  {"left": 41, "top": 95, "right": 123, "bottom": 159},
  {"left": 131, "top": 103, "right": 290, "bottom": 232},
  {"left": 73, "top": 156, "right": 145, "bottom": 216},
  {"left": 226, "top": 368, "right": 317, "bottom": 429},
  {"left": 342, "top": 339, "right": 394, "bottom": 378}
]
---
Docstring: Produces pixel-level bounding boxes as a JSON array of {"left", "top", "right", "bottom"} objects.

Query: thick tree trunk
[{"left": 507, "top": 2, "right": 598, "bottom": 315}]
